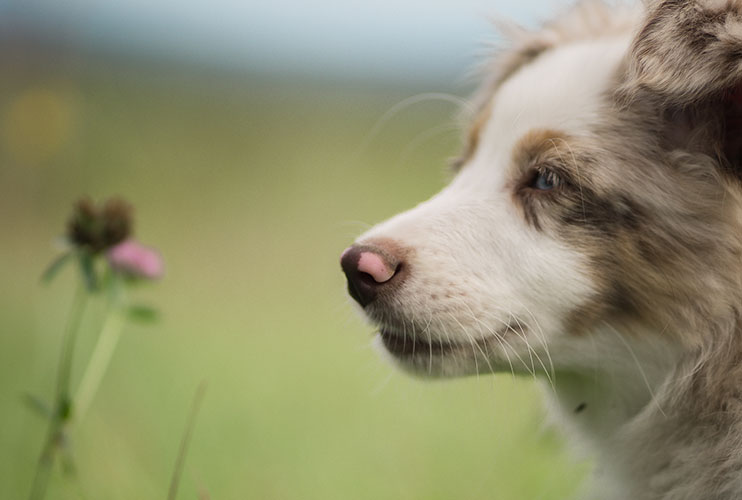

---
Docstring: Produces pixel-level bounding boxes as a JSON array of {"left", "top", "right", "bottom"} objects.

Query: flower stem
[
  {"left": 74, "top": 305, "right": 125, "bottom": 423},
  {"left": 29, "top": 282, "right": 88, "bottom": 500}
]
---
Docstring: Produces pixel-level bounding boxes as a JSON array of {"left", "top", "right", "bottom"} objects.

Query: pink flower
[{"left": 107, "top": 240, "right": 163, "bottom": 279}]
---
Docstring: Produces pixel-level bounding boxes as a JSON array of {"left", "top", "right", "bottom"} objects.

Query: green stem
[
  {"left": 29, "top": 282, "right": 88, "bottom": 500},
  {"left": 74, "top": 305, "right": 125, "bottom": 423}
]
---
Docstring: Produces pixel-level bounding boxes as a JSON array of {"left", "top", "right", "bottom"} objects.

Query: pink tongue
[{"left": 357, "top": 251, "right": 395, "bottom": 283}]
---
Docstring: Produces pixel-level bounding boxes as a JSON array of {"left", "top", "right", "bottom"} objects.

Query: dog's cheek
[{"left": 533, "top": 192, "right": 644, "bottom": 335}]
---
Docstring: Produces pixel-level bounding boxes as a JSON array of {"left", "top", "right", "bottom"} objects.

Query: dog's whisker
[
  {"left": 459, "top": 307, "right": 499, "bottom": 377},
  {"left": 397, "top": 123, "right": 461, "bottom": 168},
  {"left": 603, "top": 321, "right": 667, "bottom": 418},
  {"left": 446, "top": 312, "right": 482, "bottom": 379},
  {"left": 505, "top": 297, "right": 556, "bottom": 386},
  {"left": 463, "top": 304, "right": 533, "bottom": 378},
  {"left": 486, "top": 308, "right": 539, "bottom": 379},
  {"left": 425, "top": 312, "right": 434, "bottom": 375},
  {"left": 461, "top": 301, "right": 516, "bottom": 378},
  {"left": 355, "top": 92, "right": 470, "bottom": 160}
]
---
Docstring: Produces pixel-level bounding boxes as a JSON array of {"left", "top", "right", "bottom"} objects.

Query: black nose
[{"left": 340, "top": 245, "right": 398, "bottom": 307}]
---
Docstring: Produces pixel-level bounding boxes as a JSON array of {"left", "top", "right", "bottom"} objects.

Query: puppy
[{"left": 342, "top": 1, "right": 742, "bottom": 498}]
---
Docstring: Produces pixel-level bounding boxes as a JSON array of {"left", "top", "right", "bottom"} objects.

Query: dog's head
[{"left": 342, "top": 1, "right": 742, "bottom": 378}]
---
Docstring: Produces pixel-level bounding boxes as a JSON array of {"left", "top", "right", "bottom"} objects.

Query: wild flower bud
[
  {"left": 100, "top": 199, "right": 132, "bottom": 250},
  {"left": 67, "top": 197, "right": 132, "bottom": 253}
]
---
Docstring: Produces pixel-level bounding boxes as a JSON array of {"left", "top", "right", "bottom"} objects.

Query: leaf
[
  {"left": 127, "top": 304, "right": 160, "bottom": 323},
  {"left": 78, "top": 252, "right": 98, "bottom": 291},
  {"left": 22, "top": 392, "right": 52, "bottom": 419},
  {"left": 40, "top": 252, "right": 72, "bottom": 284}
]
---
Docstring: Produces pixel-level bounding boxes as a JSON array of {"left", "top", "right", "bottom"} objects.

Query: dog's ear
[
  {"left": 626, "top": 0, "right": 742, "bottom": 105},
  {"left": 622, "top": 0, "right": 742, "bottom": 170}
]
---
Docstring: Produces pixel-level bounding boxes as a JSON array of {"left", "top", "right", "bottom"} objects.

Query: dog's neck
[{"left": 543, "top": 324, "right": 686, "bottom": 493}]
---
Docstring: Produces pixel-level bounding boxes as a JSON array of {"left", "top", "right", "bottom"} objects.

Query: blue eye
[{"left": 532, "top": 170, "right": 556, "bottom": 191}]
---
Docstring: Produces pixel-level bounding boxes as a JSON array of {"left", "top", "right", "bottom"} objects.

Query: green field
[{"left": 0, "top": 57, "right": 587, "bottom": 499}]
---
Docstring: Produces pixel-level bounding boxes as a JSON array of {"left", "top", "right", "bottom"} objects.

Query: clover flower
[{"left": 31, "top": 196, "right": 164, "bottom": 500}]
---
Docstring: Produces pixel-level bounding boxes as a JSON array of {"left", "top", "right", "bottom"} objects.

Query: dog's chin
[{"left": 373, "top": 328, "right": 489, "bottom": 378}]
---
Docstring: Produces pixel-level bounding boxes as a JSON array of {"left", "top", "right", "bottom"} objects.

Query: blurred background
[{"left": 0, "top": 0, "right": 589, "bottom": 498}]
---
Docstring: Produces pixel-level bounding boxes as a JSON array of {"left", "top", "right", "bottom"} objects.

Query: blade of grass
[{"left": 167, "top": 381, "right": 207, "bottom": 500}]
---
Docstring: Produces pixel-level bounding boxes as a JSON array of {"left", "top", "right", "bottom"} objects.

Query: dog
[{"left": 341, "top": 1, "right": 742, "bottom": 498}]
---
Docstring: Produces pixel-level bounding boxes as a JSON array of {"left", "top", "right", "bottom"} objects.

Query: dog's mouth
[
  {"left": 379, "top": 328, "right": 461, "bottom": 358},
  {"left": 376, "top": 321, "right": 527, "bottom": 376}
]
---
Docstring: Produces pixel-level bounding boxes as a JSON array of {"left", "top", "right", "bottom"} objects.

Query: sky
[{"left": 3, "top": 0, "right": 560, "bottom": 81}]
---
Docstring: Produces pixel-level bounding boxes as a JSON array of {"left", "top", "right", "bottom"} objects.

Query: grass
[{"left": 0, "top": 55, "right": 587, "bottom": 499}]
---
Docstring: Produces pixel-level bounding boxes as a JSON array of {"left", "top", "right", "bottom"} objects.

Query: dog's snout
[{"left": 341, "top": 245, "right": 401, "bottom": 306}]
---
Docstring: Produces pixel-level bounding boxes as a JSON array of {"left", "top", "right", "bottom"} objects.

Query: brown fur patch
[
  {"left": 621, "top": 0, "right": 742, "bottom": 106},
  {"left": 508, "top": 129, "right": 609, "bottom": 231},
  {"left": 511, "top": 129, "right": 572, "bottom": 168}
]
